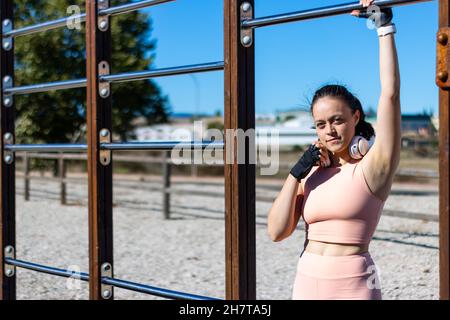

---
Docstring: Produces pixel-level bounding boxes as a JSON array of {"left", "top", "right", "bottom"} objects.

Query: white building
[
  {"left": 256, "top": 110, "right": 317, "bottom": 151},
  {"left": 133, "top": 111, "right": 318, "bottom": 151}
]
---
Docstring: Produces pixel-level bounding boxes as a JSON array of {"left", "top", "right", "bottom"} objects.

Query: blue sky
[{"left": 140, "top": 0, "right": 437, "bottom": 117}]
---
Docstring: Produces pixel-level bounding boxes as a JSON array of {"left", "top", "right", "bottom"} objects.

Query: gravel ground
[{"left": 12, "top": 174, "right": 438, "bottom": 300}]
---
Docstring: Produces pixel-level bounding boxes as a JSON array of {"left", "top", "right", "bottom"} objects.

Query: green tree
[
  {"left": 13, "top": 0, "right": 170, "bottom": 145},
  {"left": 284, "top": 115, "right": 296, "bottom": 121},
  {"left": 207, "top": 120, "right": 224, "bottom": 133},
  {"left": 365, "top": 106, "right": 377, "bottom": 117},
  {"left": 421, "top": 106, "right": 434, "bottom": 117}
]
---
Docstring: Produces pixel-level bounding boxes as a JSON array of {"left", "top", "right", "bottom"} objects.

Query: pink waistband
[{"left": 297, "top": 251, "right": 376, "bottom": 279}]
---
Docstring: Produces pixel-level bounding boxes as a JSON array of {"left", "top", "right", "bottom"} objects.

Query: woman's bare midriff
[{"left": 305, "top": 239, "right": 369, "bottom": 256}]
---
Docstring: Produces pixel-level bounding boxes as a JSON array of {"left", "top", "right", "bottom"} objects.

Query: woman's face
[{"left": 312, "top": 97, "right": 360, "bottom": 154}]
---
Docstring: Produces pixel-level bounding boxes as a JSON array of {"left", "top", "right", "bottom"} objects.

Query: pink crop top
[{"left": 301, "top": 160, "right": 385, "bottom": 245}]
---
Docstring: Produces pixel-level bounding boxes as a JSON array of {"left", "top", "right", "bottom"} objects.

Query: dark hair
[{"left": 310, "top": 84, "right": 375, "bottom": 140}]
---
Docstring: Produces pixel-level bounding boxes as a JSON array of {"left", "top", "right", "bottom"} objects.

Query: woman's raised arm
[{"left": 354, "top": 1, "right": 402, "bottom": 201}]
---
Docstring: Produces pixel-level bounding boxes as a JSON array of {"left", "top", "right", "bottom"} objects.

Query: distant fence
[{"left": 15, "top": 152, "right": 438, "bottom": 221}]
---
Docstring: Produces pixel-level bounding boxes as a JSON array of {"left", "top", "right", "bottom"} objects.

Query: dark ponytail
[{"left": 310, "top": 84, "right": 375, "bottom": 140}]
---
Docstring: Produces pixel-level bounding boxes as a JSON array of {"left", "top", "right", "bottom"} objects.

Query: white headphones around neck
[{"left": 349, "top": 135, "right": 375, "bottom": 160}]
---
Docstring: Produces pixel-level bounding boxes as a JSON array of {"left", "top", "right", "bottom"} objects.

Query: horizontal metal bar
[
  {"left": 2, "top": 0, "right": 174, "bottom": 38},
  {"left": 4, "top": 141, "right": 224, "bottom": 152},
  {"left": 15, "top": 152, "right": 87, "bottom": 160},
  {"left": 101, "top": 61, "right": 224, "bottom": 83},
  {"left": 102, "top": 141, "right": 224, "bottom": 151},
  {"left": 4, "top": 144, "right": 87, "bottom": 152},
  {"left": 101, "top": 0, "right": 175, "bottom": 16},
  {"left": 5, "top": 258, "right": 219, "bottom": 300},
  {"left": 5, "top": 258, "right": 90, "bottom": 281},
  {"left": 2, "top": 14, "right": 86, "bottom": 38},
  {"left": 241, "top": 0, "right": 433, "bottom": 29},
  {"left": 3, "top": 79, "right": 86, "bottom": 95},
  {"left": 102, "top": 277, "right": 220, "bottom": 300},
  {"left": 4, "top": 62, "right": 224, "bottom": 95}
]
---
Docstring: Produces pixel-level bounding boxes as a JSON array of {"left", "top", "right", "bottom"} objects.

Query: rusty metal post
[
  {"left": 0, "top": 0, "right": 16, "bottom": 300},
  {"left": 86, "top": 0, "right": 114, "bottom": 300},
  {"left": 438, "top": 0, "right": 450, "bottom": 300},
  {"left": 224, "top": 0, "right": 256, "bottom": 300}
]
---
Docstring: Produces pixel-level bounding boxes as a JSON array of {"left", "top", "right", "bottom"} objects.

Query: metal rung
[
  {"left": 241, "top": 0, "right": 432, "bottom": 29},
  {"left": 101, "top": 0, "right": 174, "bottom": 16},
  {"left": 4, "top": 258, "right": 89, "bottom": 281},
  {"left": 101, "top": 61, "right": 224, "bottom": 83},
  {"left": 102, "top": 277, "right": 219, "bottom": 300},
  {"left": 1, "top": 0, "right": 175, "bottom": 38},
  {"left": 4, "top": 144, "right": 87, "bottom": 152},
  {"left": 4, "top": 258, "right": 219, "bottom": 300},
  {"left": 3, "top": 79, "right": 86, "bottom": 95},
  {"left": 102, "top": 141, "right": 224, "bottom": 151},
  {"left": 3, "top": 62, "right": 224, "bottom": 96},
  {"left": 4, "top": 141, "right": 224, "bottom": 153},
  {"left": 2, "top": 15, "right": 86, "bottom": 39}
]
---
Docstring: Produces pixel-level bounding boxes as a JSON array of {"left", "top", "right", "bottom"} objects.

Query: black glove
[
  {"left": 354, "top": 6, "right": 393, "bottom": 28},
  {"left": 289, "top": 144, "right": 321, "bottom": 182}
]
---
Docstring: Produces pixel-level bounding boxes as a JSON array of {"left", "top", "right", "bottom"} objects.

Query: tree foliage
[{"left": 13, "top": 0, "right": 170, "bottom": 144}]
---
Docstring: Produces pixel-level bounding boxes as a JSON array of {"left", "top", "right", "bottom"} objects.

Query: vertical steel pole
[
  {"left": 86, "top": 0, "right": 114, "bottom": 300},
  {"left": 0, "top": 0, "right": 16, "bottom": 301},
  {"left": 224, "top": 0, "right": 256, "bottom": 299}
]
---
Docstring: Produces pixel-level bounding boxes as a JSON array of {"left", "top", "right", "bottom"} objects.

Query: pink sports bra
[{"left": 301, "top": 160, "right": 385, "bottom": 245}]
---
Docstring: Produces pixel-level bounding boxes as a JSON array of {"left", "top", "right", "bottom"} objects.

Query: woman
[{"left": 267, "top": 0, "right": 401, "bottom": 300}]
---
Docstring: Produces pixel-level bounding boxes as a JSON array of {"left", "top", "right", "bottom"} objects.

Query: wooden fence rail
[{"left": 15, "top": 152, "right": 438, "bottom": 221}]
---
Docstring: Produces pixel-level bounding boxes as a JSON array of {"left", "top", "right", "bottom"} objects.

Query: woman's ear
[{"left": 354, "top": 109, "right": 361, "bottom": 126}]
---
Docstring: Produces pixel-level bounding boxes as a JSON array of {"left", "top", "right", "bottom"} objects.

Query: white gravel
[{"left": 13, "top": 174, "right": 438, "bottom": 300}]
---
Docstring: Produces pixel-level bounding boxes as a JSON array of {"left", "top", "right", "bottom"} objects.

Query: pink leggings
[{"left": 292, "top": 250, "right": 382, "bottom": 300}]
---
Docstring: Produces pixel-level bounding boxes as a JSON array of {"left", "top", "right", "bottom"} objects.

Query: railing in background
[{"left": 14, "top": 152, "right": 438, "bottom": 222}]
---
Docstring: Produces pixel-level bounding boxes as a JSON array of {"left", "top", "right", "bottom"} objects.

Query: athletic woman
[{"left": 267, "top": 0, "right": 401, "bottom": 300}]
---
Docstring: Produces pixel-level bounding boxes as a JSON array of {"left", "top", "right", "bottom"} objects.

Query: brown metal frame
[
  {"left": 86, "top": 0, "right": 114, "bottom": 300},
  {"left": 0, "top": 0, "right": 16, "bottom": 300},
  {"left": 224, "top": 0, "right": 256, "bottom": 300},
  {"left": 438, "top": 0, "right": 450, "bottom": 301}
]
